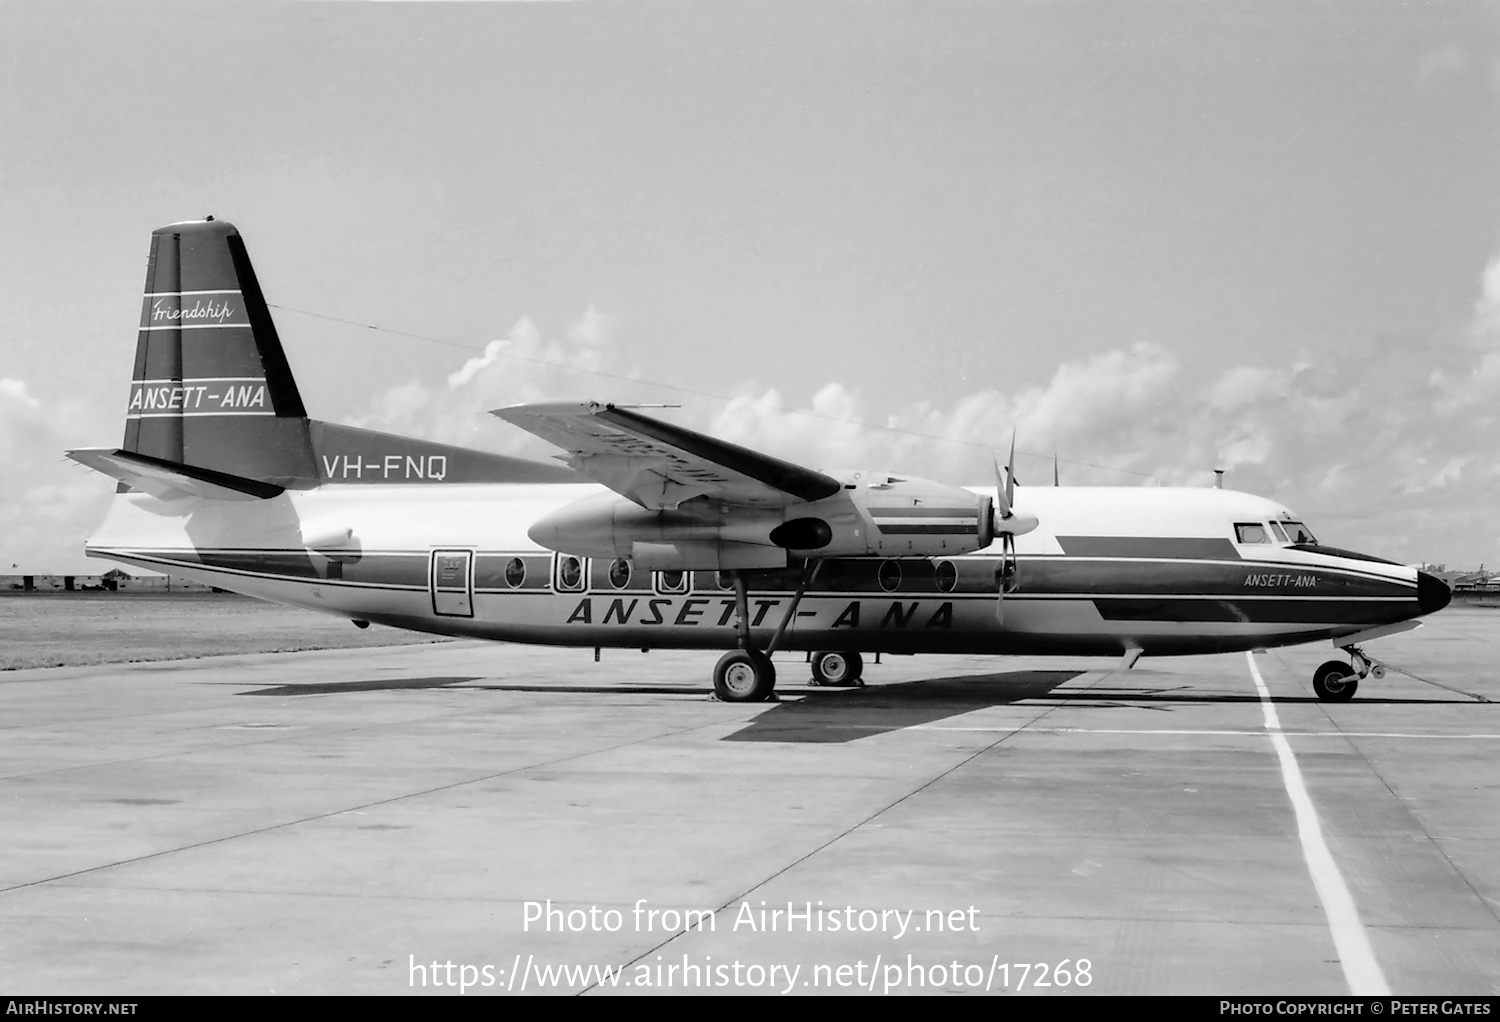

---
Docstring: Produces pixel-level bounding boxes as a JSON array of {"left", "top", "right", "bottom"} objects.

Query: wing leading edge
[{"left": 491, "top": 402, "right": 841, "bottom": 509}]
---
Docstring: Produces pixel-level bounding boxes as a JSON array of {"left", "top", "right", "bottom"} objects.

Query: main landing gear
[
  {"left": 810, "top": 650, "right": 864, "bottom": 688},
  {"left": 1311, "top": 645, "right": 1388, "bottom": 703},
  {"left": 713, "top": 648, "right": 777, "bottom": 702},
  {"left": 711, "top": 562, "right": 821, "bottom": 704}
]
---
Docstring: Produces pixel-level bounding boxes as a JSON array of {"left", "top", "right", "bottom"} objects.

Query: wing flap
[
  {"left": 491, "top": 402, "right": 841, "bottom": 509},
  {"left": 67, "top": 448, "right": 284, "bottom": 502}
]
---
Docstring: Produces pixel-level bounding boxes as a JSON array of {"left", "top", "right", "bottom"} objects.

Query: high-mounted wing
[{"left": 491, "top": 402, "right": 842, "bottom": 509}]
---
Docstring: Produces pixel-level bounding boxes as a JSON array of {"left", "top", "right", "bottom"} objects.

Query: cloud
[
  {"left": 447, "top": 338, "right": 511, "bottom": 389},
  {"left": 340, "top": 250, "right": 1500, "bottom": 568},
  {"left": 0, "top": 378, "right": 40, "bottom": 408}
]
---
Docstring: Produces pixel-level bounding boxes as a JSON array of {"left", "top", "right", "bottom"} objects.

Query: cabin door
[{"left": 430, "top": 549, "right": 474, "bottom": 618}]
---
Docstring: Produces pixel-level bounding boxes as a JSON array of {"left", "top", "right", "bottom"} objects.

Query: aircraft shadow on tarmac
[
  {"left": 241, "top": 676, "right": 482, "bottom": 696},
  {"left": 236, "top": 673, "right": 1481, "bottom": 713},
  {"left": 724, "top": 671, "right": 1082, "bottom": 744},
  {"left": 721, "top": 672, "right": 1486, "bottom": 744}
]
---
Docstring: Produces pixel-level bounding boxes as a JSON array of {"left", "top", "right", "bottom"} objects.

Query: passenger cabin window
[
  {"left": 657, "top": 570, "right": 689, "bottom": 594},
  {"left": 1235, "top": 523, "right": 1269, "bottom": 544},
  {"left": 608, "top": 558, "right": 631, "bottom": 589},
  {"left": 556, "top": 555, "right": 585, "bottom": 592}
]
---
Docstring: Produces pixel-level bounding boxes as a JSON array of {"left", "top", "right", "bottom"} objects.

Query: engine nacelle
[{"left": 528, "top": 471, "right": 1018, "bottom": 570}]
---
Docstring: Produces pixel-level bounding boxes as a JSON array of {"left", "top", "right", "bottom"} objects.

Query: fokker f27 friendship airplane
[{"left": 70, "top": 220, "right": 1451, "bottom": 703}]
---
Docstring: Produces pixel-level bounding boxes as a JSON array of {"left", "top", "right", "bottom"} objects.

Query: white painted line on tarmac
[{"left": 1246, "top": 651, "right": 1390, "bottom": 996}]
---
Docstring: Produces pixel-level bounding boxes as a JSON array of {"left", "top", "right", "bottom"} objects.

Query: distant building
[{"left": 1, "top": 572, "right": 217, "bottom": 594}]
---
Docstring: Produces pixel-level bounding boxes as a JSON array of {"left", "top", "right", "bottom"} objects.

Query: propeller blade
[
  {"left": 1005, "top": 433, "right": 1017, "bottom": 509},
  {"left": 994, "top": 533, "right": 1016, "bottom": 624},
  {"left": 992, "top": 455, "right": 1011, "bottom": 519}
]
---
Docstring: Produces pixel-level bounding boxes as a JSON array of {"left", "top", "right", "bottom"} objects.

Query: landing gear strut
[{"left": 711, "top": 563, "right": 820, "bottom": 703}]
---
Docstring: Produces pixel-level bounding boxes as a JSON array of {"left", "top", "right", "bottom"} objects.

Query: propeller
[
  {"left": 990, "top": 435, "right": 1038, "bottom": 538},
  {"left": 990, "top": 434, "right": 1038, "bottom": 623}
]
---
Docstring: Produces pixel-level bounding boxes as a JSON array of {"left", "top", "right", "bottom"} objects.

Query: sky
[{"left": 2, "top": 0, "right": 1499, "bottom": 573}]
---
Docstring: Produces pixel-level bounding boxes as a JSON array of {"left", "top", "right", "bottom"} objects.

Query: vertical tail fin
[{"left": 123, "top": 219, "right": 317, "bottom": 485}]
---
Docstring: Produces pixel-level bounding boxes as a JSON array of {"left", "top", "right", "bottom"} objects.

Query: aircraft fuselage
[{"left": 85, "top": 482, "right": 1441, "bottom": 659}]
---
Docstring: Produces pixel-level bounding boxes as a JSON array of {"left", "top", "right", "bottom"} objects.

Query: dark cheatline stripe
[
  {"left": 1028, "top": 558, "right": 1409, "bottom": 598},
  {"left": 1058, "top": 536, "right": 1241, "bottom": 560},
  {"left": 868, "top": 507, "right": 976, "bottom": 518},
  {"left": 876, "top": 524, "right": 977, "bottom": 535},
  {"left": 1093, "top": 597, "right": 1413, "bottom": 624}
]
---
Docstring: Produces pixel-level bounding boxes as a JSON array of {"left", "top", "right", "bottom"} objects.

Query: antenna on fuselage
[{"left": 1214, "top": 469, "right": 1224, "bottom": 489}]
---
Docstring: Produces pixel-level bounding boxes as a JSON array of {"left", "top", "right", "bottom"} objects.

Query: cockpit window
[
  {"left": 1268, "top": 521, "right": 1288, "bottom": 543},
  {"left": 1282, "top": 521, "right": 1317, "bottom": 544},
  {"left": 1235, "top": 523, "right": 1269, "bottom": 544}
]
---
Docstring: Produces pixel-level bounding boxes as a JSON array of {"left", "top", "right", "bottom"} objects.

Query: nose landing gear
[
  {"left": 1312, "top": 645, "right": 1388, "bottom": 702},
  {"left": 1312, "top": 661, "right": 1358, "bottom": 702}
]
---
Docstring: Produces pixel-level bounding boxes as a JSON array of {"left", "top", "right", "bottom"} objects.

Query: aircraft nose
[{"left": 1417, "top": 571, "right": 1452, "bottom": 615}]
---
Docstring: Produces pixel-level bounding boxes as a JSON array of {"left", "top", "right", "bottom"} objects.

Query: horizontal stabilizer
[{"left": 66, "top": 448, "right": 284, "bottom": 502}]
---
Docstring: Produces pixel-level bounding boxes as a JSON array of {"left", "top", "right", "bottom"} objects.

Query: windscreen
[{"left": 1282, "top": 521, "right": 1317, "bottom": 544}]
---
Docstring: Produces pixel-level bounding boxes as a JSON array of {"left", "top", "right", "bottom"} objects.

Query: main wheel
[
  {"left": 811, "top": 650, "right": 864, "bottom": 687},
  {"left": 1312, "top": 660, "right": 1359, "bottom": 702},
  {"left": 713, "top": 649, "right": 777, "bottom": 702}
]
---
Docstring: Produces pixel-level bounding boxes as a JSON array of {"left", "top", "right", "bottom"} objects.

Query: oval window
[
  {"left": 609, "top": 558, "right": 631, "bottom": 589},
  {"left": 935, "top": 559, "right": 957, "bottom": 593},
  {"left": 504, "top": 557, "right": 526, "bottom": 588},
  {"left": 660, "top": 570, "right": 686, "bottom": 593},
  {"left": 878, "top": 559, "right": 902, "bottom": 592},
  {"left": 559, "top": 556, "right": 582, "bottom": 590},
  {"left": 716, "top": 570, "right": 734, "bottom": 590}
]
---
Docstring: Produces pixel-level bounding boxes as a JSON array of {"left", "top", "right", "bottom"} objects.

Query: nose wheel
[
  {"left": 1313, "top": 644, "right": 1392, "bottom": 702},
  {"left": 1312, "top": 660, "right": 1358, "bottom": 702}
]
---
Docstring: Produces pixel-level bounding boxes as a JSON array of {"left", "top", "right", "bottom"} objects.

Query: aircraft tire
[
  {"left": 1312, "top": 661, "right": 1359, "bottom": 702},
  {"left": 811, "top": 650, "right": 863, "bottom": 687},
  {"left": 714, "top": 649, "right": 777, "bottom": 703}
]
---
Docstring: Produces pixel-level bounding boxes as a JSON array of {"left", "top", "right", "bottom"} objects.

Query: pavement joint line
[
  {"left": 0, "top": 702, "right": 552, "bottom": 783},
  {"left": 1246, "top": 650, "right": 1390, "bottom": 996},
  {"left": 36, "top": 884, "right": 1489, "bottom": 932},
  {"left": 0, "top": 680, "right": 731, "bottom": 782},
  {"left": 578, "top": 669, "right": 1117, "bottom": 996},
  {"left": 0, "top": 716, "right": 723, "bottom": 899},
  {"left": 1369, "top": 657, "right": 1491, "bottom": 703},
  {"left": 899, "top": 725, "right": 1500, "bottom": 739}
]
